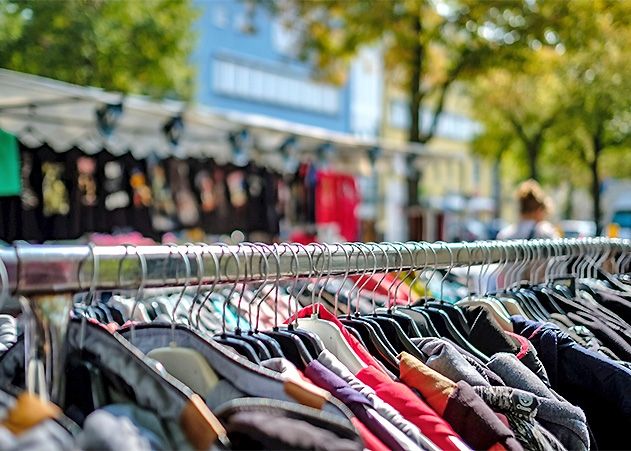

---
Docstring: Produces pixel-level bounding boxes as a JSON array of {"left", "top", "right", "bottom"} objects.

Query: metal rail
[{"left": 0, "top": 238, "right": 627, "bottom": 295}]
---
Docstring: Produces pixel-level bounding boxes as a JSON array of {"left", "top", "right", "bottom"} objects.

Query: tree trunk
[
  {"left": 563, "top": 181, "right": 574, "bottom": 219},
  {"left": 591, "top": 132, "right": 603, "bottom": 234},
  {"left": 408, "top": 16, "right": 423, "bottom": 143},
  {"left": 526, "top": 142, "right": 539, "bottom": 181}
]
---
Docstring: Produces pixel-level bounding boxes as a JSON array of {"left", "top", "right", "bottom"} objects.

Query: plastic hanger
[
  {"left": 279, "top": 242, "right": 326, "bottom": 357},
  {"left": 241, "top": 242, "right": 285, "bottom": 359},
  {"left": 212, "top": 243, "right": 271, "bottom": 361},
  {"left": 416, "top": 242, "right": 489, "bottom": 362},
  {"left": 258, "top": 243, "right": 313, "bottom": 370},
  {"left": 210, "top": 244, "right": 261, "bottom": 363},
  {"left": 375, "top": 241, "right": 423, "bottom": 338},
  {"left": 364, "top": 242, "right": 427, "bottom": 360},
  {"left": 396, "top": 242, "right": 440, "bottom": 337},
  {"left": 457, "top": 241, "right": 514, "bottom": 329},
  {"left": 338, "top": 243, "right": 399, "bottom": 373},
  {"left": 22, "top": 243, "right": 229, "bottom": 448},
  {"left": 144, "top": 244, "right": 221, "bottom": 394},
  {"left": 422, "top": 241, "right": 471, "bottom": 336},
  {"left": 293, "top": 243, "right": 367, "bottom": 374}
]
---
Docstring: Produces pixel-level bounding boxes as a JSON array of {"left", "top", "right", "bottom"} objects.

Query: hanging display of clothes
[
  {"left": 1, "top": 140, "right": 362, "bottom": 244},
  {"left": 0, "top": 239, "right": 628, "bottom": 450},
  {"left": 1, "top": 141, "right": 294, "bottom": 243}
]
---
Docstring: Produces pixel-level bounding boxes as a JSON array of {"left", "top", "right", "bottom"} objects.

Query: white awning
[{"left": 0, "top": 69, "right": 461, "bottom": 169}]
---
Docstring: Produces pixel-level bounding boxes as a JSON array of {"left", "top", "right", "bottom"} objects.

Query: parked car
[
  {"left": 559, "top": 220, "right": 597, "bottom": 238},
  {"left": 608, "top": 210, "right": 631, "bottom": 238}
]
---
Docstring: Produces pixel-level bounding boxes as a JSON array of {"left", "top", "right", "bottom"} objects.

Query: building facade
[
  {"left": 191, "top": 0, "right": 494, "bottom": 241},
  {"left": 192, "top": 0, "right": 384, "bottom": 137},
  {"left": 382, "top": 80, "right": 496, "bottom": 241}
]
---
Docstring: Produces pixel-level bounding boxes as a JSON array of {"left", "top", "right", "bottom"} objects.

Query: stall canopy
[{"left": 0, "top": 69, "right": 458, "bottom": 169}]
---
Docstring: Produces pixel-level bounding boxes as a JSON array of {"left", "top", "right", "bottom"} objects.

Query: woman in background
[{"left": 498, "top": 179, "right": 559, "bottom": 240}]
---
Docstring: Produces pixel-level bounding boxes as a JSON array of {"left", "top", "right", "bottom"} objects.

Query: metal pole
[{"left": 0, "top": 239, "right": 627, "bottom": 295}]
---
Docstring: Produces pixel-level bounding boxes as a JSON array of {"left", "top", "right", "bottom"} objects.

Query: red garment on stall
[{"left": 315, "top": 171, "right": 360, "bottom": 242}]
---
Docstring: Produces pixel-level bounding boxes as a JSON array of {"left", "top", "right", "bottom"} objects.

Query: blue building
[{"left": 191, "top": 0, "right": 382, "bottom": 137}]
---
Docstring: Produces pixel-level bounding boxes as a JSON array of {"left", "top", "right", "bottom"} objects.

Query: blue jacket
[{"left": 512, "top": 316, "right": 631, "bottom": 450}]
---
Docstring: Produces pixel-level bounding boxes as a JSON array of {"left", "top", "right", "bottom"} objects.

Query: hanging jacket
[{"left": 512, "top": 316, "right": 631, "bottom": 450}]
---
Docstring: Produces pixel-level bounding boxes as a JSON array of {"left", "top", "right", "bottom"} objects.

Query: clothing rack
[
  {"left": 0, "top": 238, "right": 628, "bottom": 295},
  {"left": 0, "top": 237, "right": 629, "bottom": 417}
]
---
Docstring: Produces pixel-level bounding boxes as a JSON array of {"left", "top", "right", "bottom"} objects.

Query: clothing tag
[{"left": 511, "top": 391, "right": 539, "bottom": 418}]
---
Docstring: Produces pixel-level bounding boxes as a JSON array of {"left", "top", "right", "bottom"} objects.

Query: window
[
  {"left": 234, "top": 1, "right": 256, "bottom": 34},
  {"left": 212, "top": 4, "right": 229, "bottom": 29},
  {"left": 212, "top": 56, "right": 341, "bottom": 114},
  {"left": 272, "top": 20, "right": 301, "bottom": 57}
]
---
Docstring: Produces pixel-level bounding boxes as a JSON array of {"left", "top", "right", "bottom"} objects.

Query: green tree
[
  {"left": 557, "top": 34, "right": 631, "bottom": 230},
  {"left": 471, "top": 0, "right": 631, "bottom": 228},
  {"left": 261, "top": 0, "right": 552, "bottom": 144},
  {"left": 470, "top": 49, "right": 565, "bottom": 182},
  {"left": 0, "top": 0, "right": 197, "bottom": 99},
  {"left": 537, "top": 1, "right": 631, "bottom": 229}
]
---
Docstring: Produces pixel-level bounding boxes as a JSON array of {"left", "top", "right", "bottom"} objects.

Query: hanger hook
[
  {"left": 183, "top": 243, "right": 204, "bottom": 327},
  {"left": 291, "top": 242, "right": 314, "bottom": 308},
  {"left": 77, "top": 242, "right": 99, "bottom": 307},
  {"left": 215, "top": 242, "right": 242, "bottom": 335},
  {"left": 266, "top": 243, "right": 283, "bottom": 328},
  {"left": 115, "top": 243, "right": 132, "bottom": 300},
  {"left": 476, "top": 241, "right": 491, "bottom": 295},
  {"left": 424, "top": 242, "right": 439, "bottom": 301},
  {"left": 309, "top": 242, "right": 328, "bottom": 316},
  {"left": 331, "top": 243, "right": 351, "bottom": 317},
  {"left": 485, "top": 241, "right": 504, "bottom": 295},
  {"left": 455, "top": 241, "right": 473, "bottom": 299},
  {"left": 407, "top": 241, "right": 428, "bottom": 305},
  {"left": 434, "top": 241, "right": 453, "bottom": 301},
  {"left": 232, "top": 242, "right": 249, "bottom": 334},
  {"left": 128, "top": 245, "right": 147, "bottom": 344},
  {"left": 166, "top": 244, "right": 192, "bottom": 327},
  {"left": 241, "top": 242, "right": 269, "bottom": 333},
  {"left": 367, "top": 242, "right": 388, "bottom": 311},
  {"left": 277, "top": 243, "right": 300, "bottom": 328},
  {"left": 188, "top": 242, "right": 209, "bottom": 328},
  {"left": 394, "top": 241, "right": 415, "bottom": 305},
  {"left": 351, "top": 242, "right": 372, "bottom": 315},
  {"left": 370, "top": 242, "right": 391, "bottom": 305},
  {"left": 78, "top": 243, "right": 99, "bottom": 350},
  {"left": 194, "top": 243, "right": 222, "bottom": 330},
  {"left": 316, "top": 243, "right": 336, "bottom": 311},
  {"left": 356, "top": 242, "right": 380, "bottom": 317},
  {"left": 382, "top": 242, "right": 404, "bottom": 310}
]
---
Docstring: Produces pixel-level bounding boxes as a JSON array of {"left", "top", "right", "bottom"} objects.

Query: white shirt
[{"left": 497, "top": 220, "right": 559, "bottom": 240}]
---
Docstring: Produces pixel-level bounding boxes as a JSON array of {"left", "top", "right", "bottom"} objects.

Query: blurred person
[{"left": 498, "top": 179, "right": 559, "bottom": 240}]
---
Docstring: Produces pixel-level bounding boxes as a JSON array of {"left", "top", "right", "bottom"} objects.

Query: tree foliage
[
  {"left": 470, "top": 49, "right": 565, "bottom": 182},
  {"left": 470, "top": 0, "right": 631, "bottom": 226},
  {"left": 261, "top": 0, "right": 553, "bottom": 143},
  {"left": 0, "top": 0, "right": 197, "bottom": 99}
]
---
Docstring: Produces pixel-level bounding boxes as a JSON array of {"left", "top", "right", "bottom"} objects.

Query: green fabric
[{"left": 0, "top": 129, "right": 20, "bottom": 196}]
